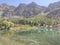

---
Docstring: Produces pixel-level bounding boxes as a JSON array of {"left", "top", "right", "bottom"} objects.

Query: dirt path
[{"left": 0, "top": 37, "right": 24, "bottom": 45}]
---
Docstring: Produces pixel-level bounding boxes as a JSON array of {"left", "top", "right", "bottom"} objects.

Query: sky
[{"left": 0, "top": 0, "right": 60, "bottom": 7}]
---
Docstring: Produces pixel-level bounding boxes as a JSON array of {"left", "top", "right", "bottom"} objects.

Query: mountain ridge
[{"left": 0, "top": 1, "right": 60, "bottom": 19}]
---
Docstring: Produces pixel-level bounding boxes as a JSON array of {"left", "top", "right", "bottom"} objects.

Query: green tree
[{"left": 0, "top": 20, "right": 14, "bottom": 30}]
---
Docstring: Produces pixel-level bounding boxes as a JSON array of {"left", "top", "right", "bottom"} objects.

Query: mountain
[
  {"left": 48, "top": 1, "right": 60, "bottom": 10},
  {"left": 14, "top": 2, "right": 46, "bottom": 18},
  {"left": 46, "top": 1, "right": 60, "bottom": 18},
  {"left": 1, "top": 1, "right": 60, "bottom": 19},
  {"left": 0, "top": 3, "right": 15, "bottom": 12},
  {"left": 0, "top": 3, "right": 16, "bottom": 19},
  {"left": 0, "top": 2, "right": 46, "bottom": 18},
  {"left": 45, "top": 1, "right": 60, "bottom": 12}
]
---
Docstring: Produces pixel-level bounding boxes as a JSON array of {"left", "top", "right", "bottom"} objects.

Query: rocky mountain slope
[
  {"left": 0, "top": 1, "right": 60, "bottom": 19},
  {"left": 46, "top": 1, "right": 60, "bottom": 18},
  {"left": 0, "top": 3, "right": 16, "bottom": 19},
  {"left": 14, "top": 2, "right": 46, "bottom": 18},
  {"left": 0, "top": 2, "right": 47, "bottom": 18}
]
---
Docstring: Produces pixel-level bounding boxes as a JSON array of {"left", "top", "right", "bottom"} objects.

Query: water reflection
[{"left": 40, "top": 25, "right": 53, "bottom": 32}]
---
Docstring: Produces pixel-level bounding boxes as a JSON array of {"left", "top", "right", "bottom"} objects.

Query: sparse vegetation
[
  {"left": 0, "top": 0, "right": 60, "bottom": 45},
  {"left": 0, "top": 14, "right": 60, "bottom": 45}
]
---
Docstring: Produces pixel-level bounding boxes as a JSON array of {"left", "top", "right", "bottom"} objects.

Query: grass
[
  {"left": 11, "top": 25, "right": 38, "bottom": 33},
  {"left": 0, "top": 43, "right": 3, "bottom": 45}
]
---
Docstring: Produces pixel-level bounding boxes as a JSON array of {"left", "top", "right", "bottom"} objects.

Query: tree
[{"left": 0, "top": 20, "right": 14, "bottom": 30}]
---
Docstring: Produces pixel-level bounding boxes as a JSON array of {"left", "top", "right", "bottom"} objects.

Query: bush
[{"left": 0, "top": 20, "right": 14, "bottom": 30}]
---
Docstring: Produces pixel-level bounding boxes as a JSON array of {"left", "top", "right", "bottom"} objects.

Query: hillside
[
  {"left": 1, "top": 1, "right": 60, "bottom": 19},
  {"left": 14, "top": 2, "right": 46, "bottom": 18},
  {"left": 0, "top": 2, "right": 46, "bottom": 18},
  {"left": 0, "top": 3, "right": 16, "bottom": 19},
  {"left": 46, "top": 1, "right": 60, "bottom": 18}
]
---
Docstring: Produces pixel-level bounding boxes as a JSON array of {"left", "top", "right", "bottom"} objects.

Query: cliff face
[
  {"left": 46, "top": 1, "right": 60, "bottom": 18},
  {"left": 14, "top": 2, "right": 46, "bottom": 18},
  {"left": 1, "top": 1, "right": 60, "bottom": 19},
  {"left": 0, "top": 2, "right": 46, "bottom": 18}
]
